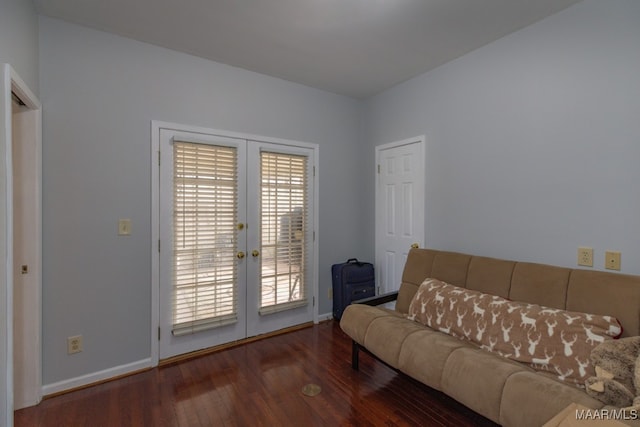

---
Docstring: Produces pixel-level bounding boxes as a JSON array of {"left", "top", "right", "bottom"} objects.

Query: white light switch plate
[{"left": 118, "top": 219, "right": 131, "bottom": 236}]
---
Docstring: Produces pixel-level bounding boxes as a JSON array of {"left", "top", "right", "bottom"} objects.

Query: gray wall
[
  {"left": 0, "top": 0, "right": 39, "bottom": 423},
  {"left": 364, "top": 0, "right": 640, "bottom": 274},
  {"left": 0, "top": 0, "right": 39, "bottom": 94},
  {"left": 34, "top": 0, "right": 640, "bottom": 393},
  {"left": 39, "top": 16, "right": 365, "bottom": 385}
]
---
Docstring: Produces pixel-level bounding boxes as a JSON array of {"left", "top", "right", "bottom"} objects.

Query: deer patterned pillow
[{"left": 407, "top": 278, "right": 622, "bottom": 386}]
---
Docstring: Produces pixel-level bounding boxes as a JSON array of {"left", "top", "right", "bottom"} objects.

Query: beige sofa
[{"left": 340, "top": 249, "right": 640, "bottom": 427}]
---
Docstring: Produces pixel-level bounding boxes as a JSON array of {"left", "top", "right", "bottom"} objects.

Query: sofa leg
[{"left": 352, "top": 340, "right": 360, "bottom": 370}]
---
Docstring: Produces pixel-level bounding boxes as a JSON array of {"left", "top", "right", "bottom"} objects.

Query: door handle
[
  {"left": 252, "top": 250, "right": 260, "bottom": 257},
  {"left": 237, "top": 251, "right": 245, "bottom": 259},
  {"left": 411, "top": 243, "right": 419, "bottom": 249}
]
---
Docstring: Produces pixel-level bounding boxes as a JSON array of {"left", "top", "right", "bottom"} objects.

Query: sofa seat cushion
[
  {"left": 340, "top": 304, "right": 399, "bottom": 345},
  {"left": 499, "top": 371, "right": 605, "bottom": 427},
  {"left": 440, "top": 347, "right": 532, "bottom": 423},
  {"left": 407, "top": 278, "right": 622, "bottom": 386},
  {"left": 363, "top": 315, "right": 427, "bottom": 369},
  {"left": 398, "top": 329, "right": 476, "bottom": 391}
]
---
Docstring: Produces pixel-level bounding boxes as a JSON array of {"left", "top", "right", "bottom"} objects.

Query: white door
[
  {"left": 12, "top": 98, "right": 41, "bottom": 409},
  {"left": 375, "top": 137, "right": 425, "bottom": 294},
  {"left": 158, "top": 127, "right": 314, "bottom": 360},
  {"left": 246, "top": 142, "right": 314, "bottom": 336}
]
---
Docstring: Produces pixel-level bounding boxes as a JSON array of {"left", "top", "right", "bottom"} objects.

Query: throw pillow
[{"left": 407, "top": 278, "right": 622, "bottom": 386}]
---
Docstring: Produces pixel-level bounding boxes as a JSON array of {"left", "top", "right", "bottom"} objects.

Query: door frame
[
  {"left": 374, "top": 135, "right": 425, "bottom": 293},
  {"left": 1, "top": 64, "right": 42, "bottom": 423},
  {"left": 150, "top": 120, "right": 319, "bottom": 366}
]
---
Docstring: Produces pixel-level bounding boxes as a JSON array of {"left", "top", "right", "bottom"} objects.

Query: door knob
[
  {"left": 411, "top": 243, "right": 419, "bottom": 249},
  {"left": 252, "top": 250, "right": 260, "bottom": 257},
  {"left": 237, "top": 251, "right": 245, "bottom": 259}
]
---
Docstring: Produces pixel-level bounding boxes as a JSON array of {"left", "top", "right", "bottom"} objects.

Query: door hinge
[
  {"left": 158, "top": 150, "right": 160, "bottom": 166},
  {"left": 313, "top": 296, "right": 315, "bottom": 307},
  {"left": 313, "top": 231, "right": 316, "bottom": 242},
  {"left": 313, "top": 166, "right": 316, "bottom": 177},
  {"left": 377, "top": 164, "right": 381, "bottom": 174},
  {"left": 158, "top": 239, "right": 161, "bottom": 252},
  {"left": 158, "top": 327, "right": 161, "bottom": 341}
]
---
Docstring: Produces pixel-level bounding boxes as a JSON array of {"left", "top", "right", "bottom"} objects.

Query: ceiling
[{"left": 36, "top": 0, "right": 583, "bottom": 99}]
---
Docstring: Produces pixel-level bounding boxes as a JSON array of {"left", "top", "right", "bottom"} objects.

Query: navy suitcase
[{"left": 331, "top": 258, "right": 375, "bottom": 320}]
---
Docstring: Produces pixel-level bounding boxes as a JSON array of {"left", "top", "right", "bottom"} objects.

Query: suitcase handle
[{"left": 347, "top": 258, "right": 359, "bottom": 264}]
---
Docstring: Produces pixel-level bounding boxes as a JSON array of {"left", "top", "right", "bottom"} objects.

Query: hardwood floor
[{"left": 16, "top": 321, "right": 498, "bottom": 426}]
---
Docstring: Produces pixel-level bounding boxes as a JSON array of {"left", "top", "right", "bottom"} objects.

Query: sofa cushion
[
  {"left": 398, "top": 329, "right": 476, "bottom": 391},
  {"left": 407, "top": 278, "right": 622, "bottom": 386},
  {"left": 500, "top": 371, "right": 605, "bottom": 427},
  {"left": 363, "top": 315, "right": 426, "bottom": 368},
  {"left": 340, "top": 304, "right": 397, "bottom": 345},
  {"left": 441, "top": 347, "right": 531, "bottom": 423}
]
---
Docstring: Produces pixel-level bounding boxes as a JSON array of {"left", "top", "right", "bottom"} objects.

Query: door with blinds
[{"left": 158, "top": 128, "right": 315, "bottom": 360}]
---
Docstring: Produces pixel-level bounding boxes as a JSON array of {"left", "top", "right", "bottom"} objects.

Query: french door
[{"left": 158, "top": 127, "right": 315, "bottom": 360}]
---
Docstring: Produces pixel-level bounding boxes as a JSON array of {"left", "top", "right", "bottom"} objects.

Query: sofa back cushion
[{"left": 396, "top": 249, "right": 640, "bottom": 337}]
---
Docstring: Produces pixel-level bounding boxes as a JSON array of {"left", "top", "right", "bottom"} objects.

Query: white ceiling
[{"left": 36, "top": 0, "right": 583, "bottom": 99}]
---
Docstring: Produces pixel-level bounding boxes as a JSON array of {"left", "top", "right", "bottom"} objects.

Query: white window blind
[
  {"left": 172, "top": 141, "right": 238, "bottom": 335},
  {"left": 259, "top": 151, "right": 308, "bottom": 314}
]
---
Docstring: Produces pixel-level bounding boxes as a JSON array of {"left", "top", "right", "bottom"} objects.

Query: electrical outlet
[
  {"left": 577, "top": 247, "right": 593, "bottom": 267},
  {"left": 328, "top": 287, "right": 333, "bottom": 299},
  {"left": 68, "top": 335, "right": 83, "bottom": 354},
  {"left": 605, "top": 250, "right": 621, "bottom": 271}
]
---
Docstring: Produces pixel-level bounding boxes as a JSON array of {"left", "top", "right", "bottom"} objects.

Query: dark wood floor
[{"left": 16, "top": 321, "right": 498, "bottom": 426}]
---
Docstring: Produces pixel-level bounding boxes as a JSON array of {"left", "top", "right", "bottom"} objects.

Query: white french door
[
  {"left": 157, "top": 127, "right": 315, "bottom": 360},
  {"left": 246, "top": 141, "right": 314, "bottom": 336}
]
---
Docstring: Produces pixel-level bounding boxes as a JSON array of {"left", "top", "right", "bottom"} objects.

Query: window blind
[
  {"left": 172, "top": 141, "right": 238, "bottom": 335},
  {"left": 259, "top": 151, "right": 308, "bottom": 314}
]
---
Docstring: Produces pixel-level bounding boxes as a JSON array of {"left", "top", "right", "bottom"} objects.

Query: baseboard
[
  {"left": 41, "top": 358, "right": 152, "bottom": 398},
  {"left": 316, "top": 312, "right": 334, "bottom": 322}
]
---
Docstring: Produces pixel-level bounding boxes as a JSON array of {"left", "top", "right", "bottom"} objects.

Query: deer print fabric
[{"left": 407, "top": 278, "right": 622, "bottom": 386}]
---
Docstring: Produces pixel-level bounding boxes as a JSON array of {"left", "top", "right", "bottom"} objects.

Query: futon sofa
[{"left": 340, "top": 248, "right": 640, "bottom": 426}]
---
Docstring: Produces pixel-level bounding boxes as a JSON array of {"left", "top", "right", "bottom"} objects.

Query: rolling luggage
[{"left": 331, "top": 258, "right": 375, "bottom": 320}]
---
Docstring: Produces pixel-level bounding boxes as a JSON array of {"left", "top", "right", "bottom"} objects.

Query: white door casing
[
  {"left": 2, "top": 64, "right": 42, "bottom": 421},
  {"left": 152, "top": 121, "right": 318, "bottom": 363},
  {"left": 375, "top": 136, "right": 425, "bottom": 294}
]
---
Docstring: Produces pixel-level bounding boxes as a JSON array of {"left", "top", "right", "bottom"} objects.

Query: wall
[
  {"left": 0, "top": 0, "right": 39, "bottom": 94},
  {"left": 39, "top": 16, "right": 365, "bottom": 387},
  {"left": 364, "top": 0, "right": 640, "bottom": 274},
  {"left": 0, "top": 0, "right": 39, "bottom": 423}
]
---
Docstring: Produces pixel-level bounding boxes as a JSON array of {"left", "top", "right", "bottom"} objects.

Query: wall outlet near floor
[
  {"left": 68, "top": 335, "right": 83, "bottom": 354},
  {"left": 605, "top": 250, "right": 621, "bottom": 271},
  {"left": 577, "top": 247, "right": 593, "bottom": 267}
]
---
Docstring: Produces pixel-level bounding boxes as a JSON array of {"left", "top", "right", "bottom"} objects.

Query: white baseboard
[
  {"left": 42, "top": 358, "right": 152, "bottom": 397},
  {"left": 316, "top": 312, "right": 334, "bottom": 322}
]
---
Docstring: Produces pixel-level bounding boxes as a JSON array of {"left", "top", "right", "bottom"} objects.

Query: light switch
[{"left": 118, "top": 219, "right": 131, "bottom": 236}]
